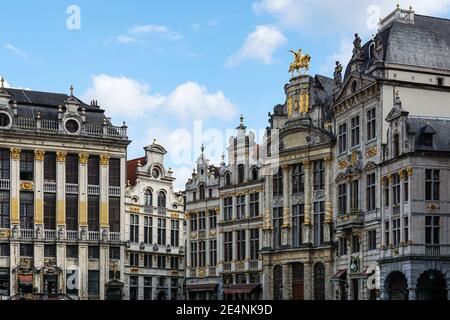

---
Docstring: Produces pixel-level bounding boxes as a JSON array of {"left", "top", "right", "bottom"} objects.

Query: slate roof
[{"left": 407, "top": 117, "right": 450, "bottom": 152}]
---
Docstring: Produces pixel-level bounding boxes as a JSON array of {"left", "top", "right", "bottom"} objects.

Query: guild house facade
[
  {"left": 124, "top": 142, "right": 185, "bottom": 300},
  {"left": 0, "top": 82, "right": 129, "bottom": 300}
]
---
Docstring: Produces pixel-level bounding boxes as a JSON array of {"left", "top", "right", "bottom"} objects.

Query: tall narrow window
[
  {"left": 392, "top": 134, "right": 400, "bottom": 158},
  {"left": 236, "top": 195, "right": 246, "bottom": 219},
  {"left": 0, "top": 190, "right": 10, "bottom": 228},
  {"left": 20, "top": 151, "right": 34, "bottom": 181},
  {"left": 392, "top": 173, "right": 400, "bottom": 206},
  {"left": 238, "top": 164, "right": 245, "bottom": 184},
  {"left": 20, "top": 192, "right": 34, "bottom": 229},
  {"left": 250, "top": 228, "right": 260, "bottom": 260},
  {"left": 338, "top": 123, "right": 347, "bottom": 154},
  {"left": 88, "top": 271, "right": 100, "bottom": 298},
  {"left": 198, "top": 240, "right": 206, "bottom": 267},
  {"left": 368, "top": 230, "right": 377, "bottom": 251},
  {"left": 425, "top": 216, "right": 440, "bottom": 245},
  {"left": 350, "top": 116, "right": 360, "bottom": 147},
  {"left": 65, "top": 194, "right": 78, "bottom": 231},
  {"left": 273, "top": 168, "right": 283, "bottom": 197},
  {"left": 384, "top": 178, "right": 390, "bottom": 207},
  {"left": 209, "top": 240, "right": 217, "bottom": 266},
  {"left": 350, "top": 180, "right": 359, "bottom": 211},
  {"left": 44, "top": 152, "right": 56, "bottom": 182},
  {"left": 109, "top": 197, "right": 120, "bottom": 233},
  {"left": 171, "top": 220, "right": 179, "bottom": 247},
  {"left": 249, "top": 193, "right": 260, "bottom": 217},
  {"left": 224, "top": 232, "right": 233, "bottom": 263},
  {"left": 44, "top": 193, "right": 56, "bottom": 230},
  {"left": 338, "top": 237, "right": 347, "bottom": 256},
  {"left": 425, "top": 169, "right": 440, "bottom": 201},
  {"left": 292, "top": 204, "right": 304, "bottom": 247},
  {"left": 367, "top": 108, "right": 376, "bottom": 141},
  {"left": 292, "top": 164, "right": 304, "bottom": 194},
  {"left": 403, "top": 217, "right": 409, "bottom": 243},
  {"left": 144, "top": 190, "right": 152, "bottom": 213},
  {"left": 351, "top": 234, "right": 360, "bottom": 253},
  {"left": 273, "top": 207, "right": 283, "bottom": 248},
  {"left": 225, "top": 172, "right": 231, "bottom": 186},
  {"left": 313, "top": 202, "right": 325, "bottom": 246},
  {"left": 198, "top": 211, "right": 206, "bottom": 231},
  {"left": 223, "top": 197, "right": 232, "bottom": 221},
  {"left": 157, "top": 218, "right": 166, "bottom": 245},
  {"left": 130, "top": 214, "right": 139, "bottom": 243},
  {"left": 158, "top": 191, "right": 166, "bottom": 208},
  {"left": 88, "top": 196, "right": 99, "bottom": 231},
  {"left": 384, "top": 221, "right": 390, "bottom": 247},
  {"left": 65, "top": 154, "right": 78, "bottom": 184},
  {"left": 209, "top": 210, "right": 217, "bottom": 229},
  {"left": 109, "top": 158, "right": 121, "bottom": 187},
  {"left": 144, "top": 216, "right": 153, "bottom": 244},
  {"left": 190, "top": 242, "right": 198, "bottom": 268},
  {"left": 237, "top": 230, "right": 246, "bottom": 261},
  {"left": 88, "top": 156, "right": 100, "bottom": 186},
  {"left": 0, "top": 149, "right": 10, "bottom": 180},
  {"left": 199, "top": 184, "right": 205, "bottom": 200},
  {"left": 338, "top": 184, "right": 347, "bottom": 215},
  {"left": 403, "top": 174, "right": 409, "bottom": 202},
  {"left": 393, "top": 219, "right": 400, "bottom": 247},
  {"left": 313, "top": 160, "right": 325, "bottom": 190},
  {"left": 190, "top": 212, "right": 197, "bottom": 232},
  {"left": 366, "top": 173, "right": 376, "bottom": 211}
]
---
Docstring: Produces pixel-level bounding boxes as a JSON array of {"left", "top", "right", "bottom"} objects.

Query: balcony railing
[
  {"left": 109, "top": 232, "right": 121, "bottom": 242},
  {"left": 336, "top": 211, "right": 363, "bottom": 229},
  {"left": 20, "top": 229, "right": 34, "bottom": 239},
  {"left": 66, "top": 230, "right": 78, "bottom": 240},
  {"left": 88, "top": 231, "right": 100, "bottom": 241},
  {"left": 44, "top": 229, "right": 56, "bottom": 240},
  {"left": 7, "top": 117, "right": 128, "bottom": 139},
  {"left": 66, "top": 184, "right": 79, "bottom": 194},
  {"left": 158, "top": 207, "right": 167, "bottom": 215},
  {"left": 209, "top": 266, "right": 217, "bottom": 276},
  {"left": 0, "top": 179, "right": 10, "bottom": 190},
  {"left": 88, "top": 185, "right": 100, "bottom": 195},
  {"left": 109, "top": 186, "right": 121, "bottom": 197},
  {"left": 425, "top": 245, "right": 441, "bottom": 257},
  {"left": 249, "top": 260, "right": 259, "bottom": 270},
  {"left": 223, "top": 262, "right": 232, "bottom": 271},
  {"left": 43, "top": 182, "right": 56, "bottom": 193}
]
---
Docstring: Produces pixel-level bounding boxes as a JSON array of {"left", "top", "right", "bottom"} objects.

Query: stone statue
[
  {"left": 334, "top": 61, "right": 343, "bottom": 86},
  {"left": 373, "top": 33, "right": 384, "bottom": 61},
  {"left": 353, "top": 33, "right": 362, "bottom": 58},
  {"left": 102, "top": 229, "right": 108, "bottom": 241}
]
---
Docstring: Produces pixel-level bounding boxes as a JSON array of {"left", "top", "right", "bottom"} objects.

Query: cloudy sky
[{"left": 1, "top": 0, "right": 450, "bottom": 190}]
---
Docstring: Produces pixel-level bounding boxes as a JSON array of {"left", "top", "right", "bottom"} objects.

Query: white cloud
[
  {"left": 4, "top": 43, "right": 28, "bottom": 60},
  {"left": 322, "top": 37, "right": 354, "bottom": 74},
  {"left": 172, "top": 166, "right": 193, "bottom": 191},
  {"left": 252, "top": 0, "right": 450, "bottom": 35},
  {"left": 116, "top": 35, "right": 140, "bottom": 44},
  {"left": 165, "top": 82, "right": 237, "bottom": 121},
  {"left": 82, "top": 75, "right": 237, "bottom": 121},
  {"left": 128, "top": 24, "right": 183, "bottom": 40},
  {"left": 226, "top": 25, "right": 287, "bottom": 66}
]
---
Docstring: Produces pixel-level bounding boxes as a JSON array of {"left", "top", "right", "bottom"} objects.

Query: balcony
[
  {"left": 336, "top": 210, "right": 363, "bottom": 231},
  {"left": 88, "top": 185, "right": 100, "bottom": 195},
  {"left": 109, "top": 232, "right": 121, "bottom": 242},
  {"left": 223, "top": 262, "right": 232, "bottom": 271},
  {"left": 208, "top": 266, "right": 217, "bottom": 276},
  {"left": 0, "top": 179, "right": 10, "bottom": 190},
  {"left": 43, "top": 182, "right": 56, "bottom": 193},
  {"left": 249, "top": 260, "right": 259, "bottom": 270},
  {"left": 88, "top": 231, "right": 100, "bottom": 241},
  {"left": 426, "top": 245, "right": 441, "bottom": 257},
  {"left": 7, "top": 117, "right": 128, "bottom": 139},
  {"left": 20, "top": 229, "right": 34, "bottom": 239},
  {"left": 65, "top": 184, "right": 79, "bottom": 194},
  {"left": 44, "top": 229, "right": 56, "bottom": 240},
  {"left": 66, "top": 230, "right": 78, "bottom": 240},
  {"left": 158, "top": 207, "right": 167, "bottom": 215},
  {"left": 109, "top": 186, "right": 121, "bottom": 197}
]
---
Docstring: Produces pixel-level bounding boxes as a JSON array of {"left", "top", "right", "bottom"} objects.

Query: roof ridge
[
  {"left": 7, "top": 87, "right": 69, "bottom": 96},
  {"left": 415, "top": 13, "right": 450, "bottom": 22}
]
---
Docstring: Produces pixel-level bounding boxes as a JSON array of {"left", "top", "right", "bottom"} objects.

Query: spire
[
  {"left": 0, "top": 77, "right": 4, "bottom": 89},
  {"left": 220, "top": 152, "right": 225, "bottom": 166},
  {"left": 70, "top": 84, "right": 74, "bottom": 96},
  {"left": 236, "top": 114, "right": 247, "bottom": 130},
  {"left": 201, "top": 144, "right": 205, "bottom": 154},
  {"left": 394, "top": 89, "right": 403, "bottom": 111}
]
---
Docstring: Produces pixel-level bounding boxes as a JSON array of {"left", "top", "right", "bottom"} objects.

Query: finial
[
  {"left": 137, "top": 160, "right": 142, "bottom": 167},
  {"left": 409, "top": 5, "right": 413, "bottom": 10},
  {"left": 0, "top": 77, "right": 4, "bottom": 88},
  {"left": 397, "top": 3, "right": 400, "bottom": 9},
  {"left": 70, "top": 84, "right": 74, "bottom": 96},
  {"left": 153, "top": 138, "right": 157, "bottom": 144},
  {"left": 240, "top": 114, "right": 244, "bottom": 125},
  {"left": 201, "top": 144, "right": 205, "bottom": 154}
]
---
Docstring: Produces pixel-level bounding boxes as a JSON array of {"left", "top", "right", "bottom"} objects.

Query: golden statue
[{"left": 289, "top": 49, "right": 311, "bottom": 76}]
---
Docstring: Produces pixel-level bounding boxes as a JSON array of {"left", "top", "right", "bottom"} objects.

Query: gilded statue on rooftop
[{"left": 289, "top": 49, "right": 311, "bottom": 76}]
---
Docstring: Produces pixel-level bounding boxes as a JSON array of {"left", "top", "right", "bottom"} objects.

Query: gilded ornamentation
[
  {"left": 10, "top": 148, "right": 21, "bottom": 160},
  {"left": 289, "top": 49, "right": 311, "bottom": 76},
  {"left": 338, "top": 159, "right": 348, "bottom": 169},
  {"left": 0, "top": 229, "right": 10, "bottom": 238},
  {"left": 406, "top": 167, "right": 413, "bottom": 177},
  {"left": 171, "top": 213, "right": 180, "bottom": 219},
  {"left": 56, "top": 152, "right": 67, "bottom": 162},
  {"left": 366, "top": 146, "right": 378, "bottom": 158},
  {"left": 387, "top": 174, "right": 393, "bottom": 184},
  {"left": 303, "top": 159, "right": 311, "bottom": 167},
  {"left": 324, "top": 156, "right": 333, "bottom": 166},
  {"left": 20, "top": 181, "right": 34, "bottom": 191},
  {"left": 287, "top": 96, "right": 293, "bottom": 118},
  {"left": 299, "top": 92, "right": 309, "bottom": 114},
  {"left": 129, "top": 206, "right": 140, "bottom": 213},
  {"left": 398, "top": 169, "right": 406, "bottom": 180},
  {"left": 100, "top": 154, "right": 110, "bottom": 166},
  {"left": 427, "top": 203, "right": 439, "bottom": 212},
  {"left": 263, "top": 209, "right": 272, "bottom": 230},
  {"left": 34, "top": 150, "right": 45, "bottom": 161},
  {"left": 79, "top": 153, "right": 89, "bottom": 165}
]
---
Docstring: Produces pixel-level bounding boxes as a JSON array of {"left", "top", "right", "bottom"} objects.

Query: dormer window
[
  {"left": 238, "top": 164, "right": 245, "bottom": 184},
  {"left": 393, "top": 133, "right": 400, "bottom": 158},
  {"left": 199, "top": 184, "right": 205, "bottom": 200},
  {"left": 0, "top": 112, "right": 11, "bottom": 129},
  {"left": 369, "top": 42, "right": 375, "bottom": 60},
  {"left": 225, "top": 172, "right": 231, "bottom": 186},
  {"left": 251, "top": 167, "right": 258, "bottom": 181},
  {"left": 419, "top": 125, "right": 436, "bottom": 148},
  {"left": 351, "top": 81, "right": 358, "bottom": 94}
]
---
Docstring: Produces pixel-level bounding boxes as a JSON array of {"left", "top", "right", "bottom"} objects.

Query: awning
[
  {"left": 18, "top": 274, "right": 33, "bottom": 284},
  {"left": 185, "top": 284, "right": 218, "bottom": 292},
  {"left": 330, "top": 269, "right": 347, "bottom": 281},
  {"left": 360, "top": 267, "right": 374, "bottom": 277},
  {"left": 223, "top": 284, "right": 260, "bottom": 295}
]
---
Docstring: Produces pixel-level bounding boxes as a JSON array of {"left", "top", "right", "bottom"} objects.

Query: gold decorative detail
[
  {"left": 100, "top": 202, "right": 108, "bottom": 228},
  {"left": 130, "top": 206, "right": 141, "bottom": 213},
  {"left": 263, "top": 208, "right": 272, "bottom": 230},
  {"left": 338, "top": 160, "right": 348, "bottom": 169},
  {"left": 398, "top": 169, "right": 406, "bottom": 180},
  {"left": 34, "top": 150, "right": 45, "bottom": 161},
  {"left": 20, "top": 181, "right": 34, "bottom": 191},
  {"left": 198, "top": 268, "right": 206, "bottom": 278},
  {"left": 171, "top": 212, "right": 180, "bottom": 219},
  {"left": 0, "top": 229, "right": 10, "bottom": 238},
  {"left": 303, "top": 159, "right": 311, "bottom": 167},
  {"left": 10, "top": 148, "right": 21, "bottom": 160},
  {"left": 387, "top": 174, "right": 393, "bottom": 184},
  {"left": 130, "top": 268, "right": 140, "bottom": 273},
  {"left": 299, "top": 92, "right": 309, "bottom": 114},
  {"left": 351, "top": 150, "right": 359, "bottom": 166},
  {"left": 289, "top": 49, "right": 311, "bottom": 76},
  {"left": 406, "top": 167, "right": 413, "bottom": 177},
  {"left": 366, "top": 146, "right": 378, "bottom": 158},
  {"left": 427, "top": 203, "right": 439, "bottom": 212},
  {"left": 185, "top": 212, "right": 190, "bottom": 219},
  {"left": 380, "top": 177, "right": 385, "bottom": 186},
  {"left": 100, "top": 154, "right": 110, "bottom": 166},
  {"left": 287, "top": 96, "right": 293, "bottom": 118},
  {"left": 20, "top": 258, "right": 33, "bottom": 268},
  {"left": 56, "top": 152, "right": 67, "bottom": 162},
  {"left": 324, "top": 156, "right": 333, "bottom": 166},
  {"left": 79, "top": 153, "right": 89, "bottom": 165}
]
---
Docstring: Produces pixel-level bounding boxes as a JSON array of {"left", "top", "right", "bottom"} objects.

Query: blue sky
[{"left": 1, "top": 0, "right": 450, "bottom": 189}]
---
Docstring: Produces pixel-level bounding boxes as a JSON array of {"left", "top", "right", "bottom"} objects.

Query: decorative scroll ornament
[
  {"left": 10, "top": 148, "right": 21, "bottom": 160},
  {"left": 20, "top": 181, "right": 34, "bottom": 190},
  {"left": 287, "top": 96, "right": 293, "bottom": 118},
  {"left": 299, "top": 92, "right": 309, "bottom": 114},
  {"left": 56, "top": 152, "right": 67, "bottom": 162},
  {"left": 79, "top": 153, "right": 89, "bottom": 165},
  {"left": 100, "top": 154, "right": 110, "bottom": 166},
  {"left": 35, "top": 150, "right": 45, "bottom": 161},
  {"left": 289, "top": 49, "right": 311, "bottom": 76},
  {"left": 366, "top": 146, "right": 378, "bottom": 158}
]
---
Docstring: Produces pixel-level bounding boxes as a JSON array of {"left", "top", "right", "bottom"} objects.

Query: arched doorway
[
  {"left": 273, "top": 265, "right": 282, "bottom": 300},
  {"left": 386, "top": 271, "right": 408, "bottom": 300},
  {"left": 314, "top": 263, "right": 325, "bottom": 300},
  {"left": 292, "top": 263, "right": 304, "bottom": 300},
  {"left": 416, "top": 270, "right": 447, "bottom": 300}
]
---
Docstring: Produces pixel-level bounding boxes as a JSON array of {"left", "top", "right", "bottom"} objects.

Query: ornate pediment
[
  {"left": 280, "top": 126, "right": 332, "bottom": 151},
  {"left": 363, "top": 161, "right": 377, "bottom": 172}
]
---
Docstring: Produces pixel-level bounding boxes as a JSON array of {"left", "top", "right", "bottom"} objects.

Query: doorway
[
  {"left": 44, "top": 275, "right": 58, "bottom": 297},
  {"left": 292, "top": 263, "right": 304, "bottom": 300}
]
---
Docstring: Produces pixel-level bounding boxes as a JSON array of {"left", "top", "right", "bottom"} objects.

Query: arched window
[
  {"left": 386, "top": 271, "right": 408, "bottom": 300},
  {"left": 144, "top": 189, "right": 152, "bottom": 213},
  {"left": 238, "top": 164, "right": 245, "bottom": 184},
  {"left": 393, "top": 134, "right": 400, "bottom": 158},
  {"left": 199, "top": 184, "right": 205, "bottom": 200},
  {"left": 273, "top": 265, "right": 283, "bottom": 300},
  {"left": 225, "top": 172, "right": 231, "bottom": 186},
  {"left": 313, "top": 263, "right": 325, "bottom": 300},
  {"left": 251, "top": 167, "right": 259, "bottom": 181},
  {"left": 369, "top": 42, "right": 375, "bottom": 60},
  {"left": 158, "top": 191, "right": 166, "bottom": 208},
  {"left": 351, "top": 81, "right": 358, "bottom": 94}
]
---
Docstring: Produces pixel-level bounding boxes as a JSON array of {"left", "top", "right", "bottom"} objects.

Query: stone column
[
  {"left": 232, "top": 231, "right": 237, "bottom": 271},
  {"left": 281, "top": 165, "right": 290, "bottom": 247},
  {"left": 262, "top": 171, "right": 272, "bottom": 248},
  {"left": 245, "top": 228, "right": 251, "bottom": 266},
  {"left": 78, "top": 153, "right": 89, "bottom": 230},
  {"left": 282, "top": 264, "right": 291, "bottom": 300},
  {"left": 56, "top": 152, "right": 67, "bottom": 230},
  {"left": 263, "top": 264, "right": 272, "bottom": 300},
  {"left": 99, "top": 154, "right": 110, "bottom": 230},
  {"left": 9, "top": 148, "right": 21, "bottom": 226},
  {"left": 302, "top": 160, "right": 312, "bottom": 244},
  {"left": 56, "top": 244, "right": 66, "bottom": 293},
  {"left": 324, "top": 156, "right": 333, "bottom": 243},
  {"left": 186, "top": 212, "right": 191, "bottom": 270},
  {"left": 99, "top": 244, "right": 108, "bottom": 299},
  {"left": 218, "top": 231, "right": 224, "bottom": 272},
  {"left": 79, "top": 244, "right": 88, "bottom": 300},
  {"left": 34, "top": 150, "right": 45, "bottom": 234}
]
